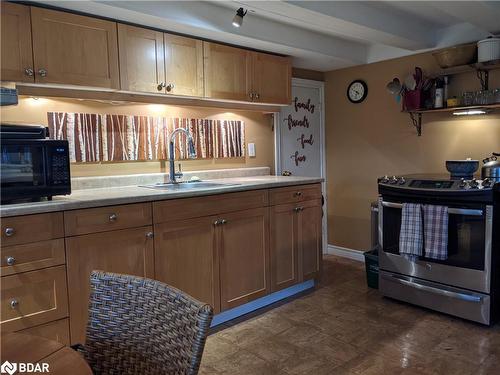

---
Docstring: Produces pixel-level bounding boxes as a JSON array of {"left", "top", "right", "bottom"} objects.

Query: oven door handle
[
  {"left": 381, "top": 201, "right": 483, "bottom": 216},
  {"left": 380, "top": 273, "right": 483, "bottom": 302}
]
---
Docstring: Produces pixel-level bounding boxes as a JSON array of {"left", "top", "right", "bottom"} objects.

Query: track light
[{"left": 232, "top": 8, "right": 247, "bottom": 28}]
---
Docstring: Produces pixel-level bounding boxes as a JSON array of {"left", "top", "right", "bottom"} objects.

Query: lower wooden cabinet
[
  {"left": 219, "top": 207, "right": 270, "bottom": 310},
  {"left": 18, "top": 318, "right": 70, "bottom": 345},
  {"left": 66, "top": 226, "right": 154, "bottom": 344},
  {"left": 270, "top": 199, "right": 322, "bottom": 290},
  {"left": 154, "top": 216, "right": 220, "bottom": 312}
]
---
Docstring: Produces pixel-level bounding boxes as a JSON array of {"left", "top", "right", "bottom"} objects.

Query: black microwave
[{"left": 1, "top": 130, "right": 71, "bottom": 203}]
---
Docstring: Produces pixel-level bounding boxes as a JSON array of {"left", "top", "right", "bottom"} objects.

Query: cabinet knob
[
  {"left": 38, "top": 68, "right": 47, "bottom": 77},
  {"left": 25, "top": 68, "right": 34, "bottom": 77},
  {"left": 4, "top": 227, "right": 15, "bottom": 237},
  {"left": 249, "top": 92, "right": 254, "bottom": 100},
  {"left": 294, "top": 207, "right": 304, "bottom": 213},
  {"left": 10, "top": 299, "right": 19, "bottom": 309},
  {"left": 146, "top": 231, "right": 154, "bottom": 239},
  {"left": 109, "top": 213, "right": 118, "bottom": 222},
  {"left": 294, "top": 191, "right": 303, "bottom": 197},
  {"left": 157, "top": 82, "right": 165, "bottom": 91},
  {"left": 166, "top": 83, "right": 175, "bottom": 92},
  {"left": 213, "top": 220, "right": 221, "bottom": 226},
  {"left": 6, "top": 256, "right": 16, "bottom": 266},
  {"left": 220, "top": 219, "right": 227, "bottom": 225},
  {"left": 254, "top": 93, "right": 260, "bottom": 100}
]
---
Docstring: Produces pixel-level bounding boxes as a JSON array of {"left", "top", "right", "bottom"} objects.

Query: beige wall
[
  {"left": 325, "top": 52, "right": 500, "bottom": 251},
  {"left": 0, "top": 96, "right": 275, "bottom": 177},
  {"left": 292, "top": 67, "right": 325, "bottom": 82}
]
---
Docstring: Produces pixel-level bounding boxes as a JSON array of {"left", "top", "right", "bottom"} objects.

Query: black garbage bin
[{"left": 364, "top": 248, "right": 379, "bottom": 289}]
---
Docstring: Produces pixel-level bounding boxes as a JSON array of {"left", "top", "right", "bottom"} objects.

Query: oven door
[
  {"left": 1, "top": 140, "right": 47, "bottom": 200},
  {"left": 378, "top": 197, "right": 493, "bottom": 293}
]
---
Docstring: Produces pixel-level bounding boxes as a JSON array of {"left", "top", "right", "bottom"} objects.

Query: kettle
[{"left": 482, "top": 152, "right": 500, "bottom": 181}]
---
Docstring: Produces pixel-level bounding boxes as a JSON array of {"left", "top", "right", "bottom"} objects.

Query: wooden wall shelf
[{"left": 15, "top": 83, "right": 285, "bottom": 113}]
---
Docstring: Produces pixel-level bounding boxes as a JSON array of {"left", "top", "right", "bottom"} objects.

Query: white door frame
[{"left": 274, "top": 78, "right": 328, "bottom": 254}]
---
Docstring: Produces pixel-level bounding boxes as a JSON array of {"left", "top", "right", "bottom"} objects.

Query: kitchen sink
[{"left": 139, "top": 181, "right": 240, "bottom": 190}]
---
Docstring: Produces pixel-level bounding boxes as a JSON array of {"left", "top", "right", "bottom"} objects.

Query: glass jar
[
  {"left": 493, "top": 88, "right": 500, "bottom": 104},
  {"left": 462, "top": 91, "right": 474, "bottom": 106}
]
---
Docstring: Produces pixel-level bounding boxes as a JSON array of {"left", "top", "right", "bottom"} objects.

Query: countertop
[{"left": 0, "top": 176, "right": 323, "bottom": 217}]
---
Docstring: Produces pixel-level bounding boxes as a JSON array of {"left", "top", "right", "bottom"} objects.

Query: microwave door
[{"left": 1, "top": 144, "right": 46, "bottom": 189}]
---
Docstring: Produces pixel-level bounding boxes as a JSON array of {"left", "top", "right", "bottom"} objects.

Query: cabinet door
[
  {"left": 31, "top": 7, "right": 119, "bottom": 89},
  {"left": 154, "top": 216, "right": 220, "bottom": 312},
  {"left": 1, "top": 2, "right": 34, "bottom": 82},
  {"left": 298, "top": 200, "right": 322, "bottom": 281},
  {"left": 270, "top": 203, "right": 298, "bottom": 292},
  {"left": 118, "top": 24, "right": 165, "bottom": 93},
  {"left": 219, "top": 207, "right": 270, "bottom": 310},
  {"left": 66, "top": 226, "right": 154, "bottom": 344},
  {"left": 164, "top": 34, "right": 204, "bottom": 96},
  {"left": 203, "top": 42, "right": 251, "bottom": 101},
  {"left": 252, "top": 52, "right": 291, "bottom": 104}
]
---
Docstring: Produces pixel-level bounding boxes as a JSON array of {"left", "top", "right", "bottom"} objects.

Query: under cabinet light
[{"left": 452, "top": 109, "right": 489, "bottom": 116}]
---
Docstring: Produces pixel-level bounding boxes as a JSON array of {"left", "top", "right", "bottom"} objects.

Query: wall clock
[{"left": 347, "top": 80, "right": 368, "bottom": 103}]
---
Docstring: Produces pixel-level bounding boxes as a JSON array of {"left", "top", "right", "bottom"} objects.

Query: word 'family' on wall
[{"left": 47, "top": 112, "right": 245, "bottom": 163}]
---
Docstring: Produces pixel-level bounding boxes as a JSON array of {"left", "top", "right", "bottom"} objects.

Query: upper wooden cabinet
[
  {"left": 203, "top": 42, "right": 252, "bottom": 102},
  {"left": 252, "top": 52, "right": 292, "bottom": 104},
  {"left": 118, "top": 24, "right": 165, "bottom": 93},
  {"left": 164, "top": 34, "right": 204, "bottom": 97},
  {"left": 204, "top": 42, "right": 291, "bottom": 104},
  {"left": 30, "top": 7, "right": 120, "bottom": 89},
  {"left": 1, "top": 2, "right": 34, "bottom": 82}
]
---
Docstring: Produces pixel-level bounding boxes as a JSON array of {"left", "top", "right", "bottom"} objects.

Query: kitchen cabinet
[
  {"left": 204, "top": 42, "right": 291, "bottom": 104},
  {"left": 298, "top": 199, "right": 322, "bottom": 281},
  {"left": 219, "top": 207, "right": 270, "bottom": 310},
  {"left": 252, "top": 52, "right": 292, "bottom": 104},
  {"left": 164, "top": 34, "right": 204, "bottom": 96},
  {"left": 270, "top": 203, "right": 298, "bottom": 292},
  {"left": 1, "top": 2, "right": 34, "bottom": 82},
  {"left": 66, "top": 226, "right": 154, "bottom": 344},
  {"left": 30, "top": 7, "right": 120, "bottom": 89},
  {"left": 154, "top": 216, "right": 220, "bottom": 312},
  {"left": 118, "top": 24, "right": 165, "bottom": 93},
  {"left": 18, "top": 319, "right": 70, "bottom": 345},
  {"left": 203, "top": 42, "right": 252, "bottom": 101}
]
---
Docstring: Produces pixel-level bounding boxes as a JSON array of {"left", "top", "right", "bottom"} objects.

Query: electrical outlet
[{"left": 248, "top": 143, "right": 256, "bottom": 157}]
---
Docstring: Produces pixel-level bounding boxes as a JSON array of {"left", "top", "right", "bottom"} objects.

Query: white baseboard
[{"left": 326, "top": 244, "right": 365, "bottom": 263}]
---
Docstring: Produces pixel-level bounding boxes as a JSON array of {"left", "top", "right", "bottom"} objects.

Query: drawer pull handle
[
  {"left": 146, "top": 232, "right": 154, "bottom": 239},
  {"left": 4, "top": 227, "right": 15, "bottom": 237},
  {"left": 109, "top": 213, "right": 118, "bottom": 222},
  {"left": 294, "top": 207, "right": 304, "bottom": 213},
  {"left": 294, "top": 191, "right": 303, "bottom": 197},
  {"left": 10, "top": 299, "right": 19, "bottom": 309},
  {"left": 6, "top": 256, "right": 16, "bottom": 266}
]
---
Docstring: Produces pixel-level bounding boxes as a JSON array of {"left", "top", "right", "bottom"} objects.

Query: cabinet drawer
[
  {"left": 1, "top": 265, "right": 69, "bottom": 332},
  {"left": 17, "top": 318, "right": 70, "bottom": 345},
  {"left": 153, "top": 189, "right": 268, "bottom": 223},
  {"left": 1, "top": 239, "right": 65, "bottom": 276},
  {"left": 269, "top": 184, "right": 322, "bottom": 205},
  {"left": 1, "top": 213, "right": 64, "bottom": 247},
  {"left": 64, "top": 203, "right": 152, "bottom": 236}
]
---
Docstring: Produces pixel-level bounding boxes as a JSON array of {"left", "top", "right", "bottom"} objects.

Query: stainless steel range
[{"left": 378, "top": 174, "right": 499, "bottom": 325}]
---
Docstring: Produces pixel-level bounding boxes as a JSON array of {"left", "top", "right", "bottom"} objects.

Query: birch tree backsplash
[{"left": 48, "top": 112, "right": 244, "bottom": 163}]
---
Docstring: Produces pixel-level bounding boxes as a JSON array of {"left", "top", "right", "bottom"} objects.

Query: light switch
[{"left": 248, "top": 143, "right": 256, "bottom": 157}]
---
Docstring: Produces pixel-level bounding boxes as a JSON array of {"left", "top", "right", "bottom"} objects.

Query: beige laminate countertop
[{"left": 0, "top": 176, "right": 323, "bottom": 217}]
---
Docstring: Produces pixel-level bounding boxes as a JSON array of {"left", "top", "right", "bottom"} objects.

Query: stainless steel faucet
[{"left": 168, "top": 128, "right": 196, "bottom": 184}]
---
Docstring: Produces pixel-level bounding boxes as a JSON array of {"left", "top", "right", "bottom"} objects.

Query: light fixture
[
  {"left": 452, "top": 108, "right": 489, "bottom": 116},
  {"left": 232, "top": 7, "right": 247, "bottom": 28}
]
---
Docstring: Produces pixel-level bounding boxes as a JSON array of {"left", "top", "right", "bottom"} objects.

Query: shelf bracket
[
  {"left": 409, "top": 112, "right": 422, "bottom": 136},
  {"left": 476, "top": 70, "right": 489, "bottom": 90}
]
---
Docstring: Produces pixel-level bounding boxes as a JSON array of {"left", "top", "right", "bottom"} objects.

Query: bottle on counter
[
  {"left": 434, "top": 79, "right": 444, "bottom": 108},
  {"left": 443, "top": 76, "right": 449, "bottom": 106}
]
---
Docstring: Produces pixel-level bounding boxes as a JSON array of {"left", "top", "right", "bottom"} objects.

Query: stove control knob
[
  {"left": 459, "top": 179, "right": 467, "bottom": 189},
  {"left": 380, "top": 175, "right": 389, "bottom": 184},
  {"left": 389, "top": 176, "right": 398, "bottom": 184},
  {"left": 398, "top": 177, "right": 406, "bottom": 185},
  {"left": 470, "top": 179, "right": 479, "bottom": 189},
  {"left": 482, "top": 178, "right": 492, "bottom": 188}
]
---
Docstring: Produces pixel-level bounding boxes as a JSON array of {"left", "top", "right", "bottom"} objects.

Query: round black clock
[{"left": 347, "top": 80, "right": 368, "bottom": 103}]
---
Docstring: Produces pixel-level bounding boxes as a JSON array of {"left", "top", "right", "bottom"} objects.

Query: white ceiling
[{"left": 34, "top": 1, "right": 500, "bottom": 71}]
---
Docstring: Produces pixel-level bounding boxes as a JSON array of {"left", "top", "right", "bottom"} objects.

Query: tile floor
[{"left": 199, "top": 255, "right": 500, "bottom": 374}]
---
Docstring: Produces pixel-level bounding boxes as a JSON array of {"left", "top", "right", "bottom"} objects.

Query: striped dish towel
[
  {"left": 399, "top": 203, "right": 423, "bottom": 261},
  {"left": 424, "top": 205, "right": 448, "bottom": 260}
]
